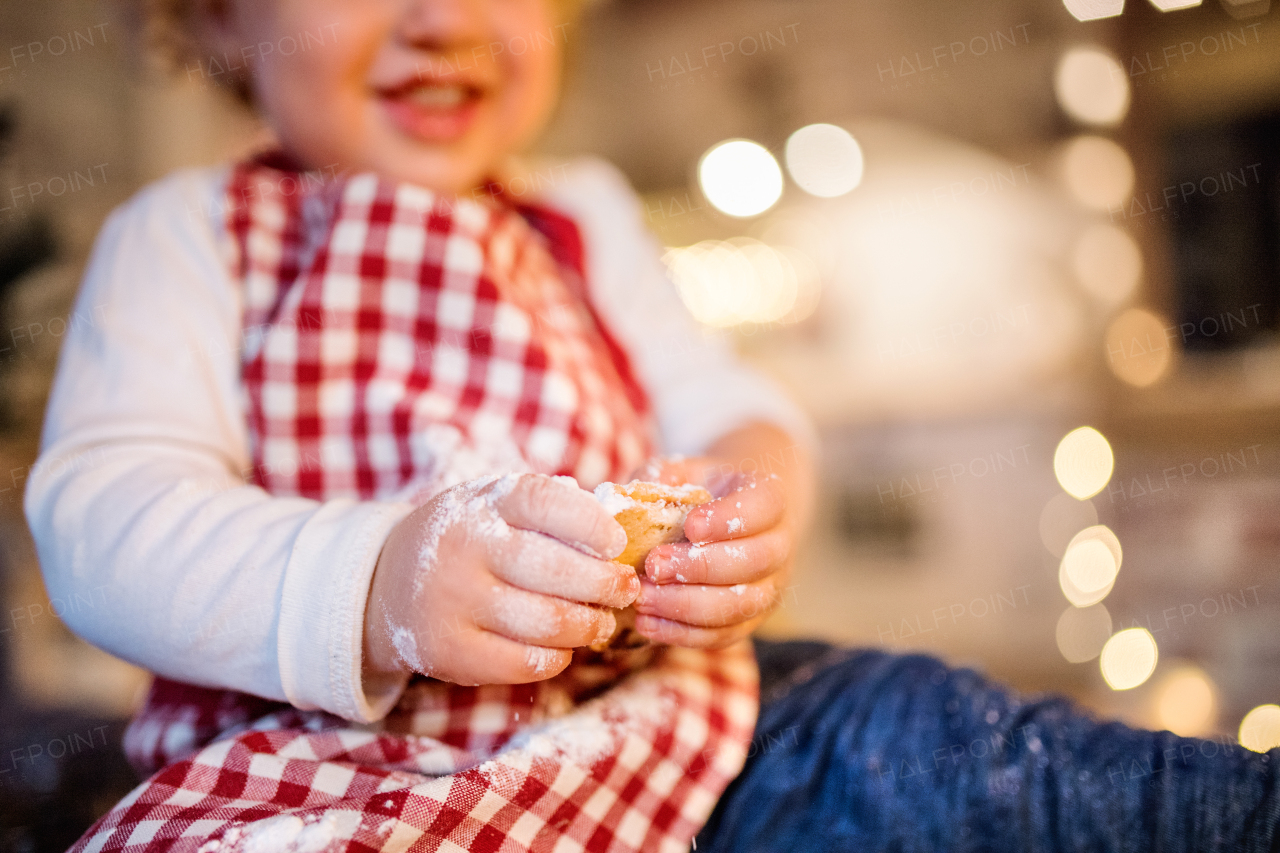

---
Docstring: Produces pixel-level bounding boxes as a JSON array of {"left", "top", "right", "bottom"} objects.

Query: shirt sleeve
[
  {"left": 22, "top": 168, "right": 414, "bottom": 723},
  {"left": 534, "top": 158, "right": 819, "bottom": 459}
]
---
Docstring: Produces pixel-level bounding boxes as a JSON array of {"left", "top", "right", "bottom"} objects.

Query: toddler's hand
[
  {"left": 632, "top": 459, "right": 794, "bottom": 649},
  {"left": 363, "top": 474, "right": 638, "bottom": 686}
]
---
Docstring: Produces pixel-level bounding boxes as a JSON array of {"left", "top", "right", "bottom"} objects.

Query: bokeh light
[
  {"left": 1062, "top": 525, "right": 1121, "bottom": 596},
  {"left": 1148, "top": 0, "right": 1201, "bottom": 8},
  {"left": 1039, "top": 493, "right": 1099, "bottom": 557},
  {"left": 1062, "top": 0, "right": 1125, "bottom": 20},
  {"left": 665, "top": 237, "right": 819, "bottom": 327},
  {"left": 1054, "top": 426, "right": 1114, "bottom": 500},
  {"left": 1070, "top": 524, "right": 1123, "bottom": 566},
  {"left": 1100, "top": 628, "right": 1159, "bottom": 690},
  {"left": 1072, "top": 224, "right": 1142, "bottom": 305},
  {"left": 1064, "top": 539, "right": 1116, "bottom": 592},
  {"left": 1154, "top": 663, "right": 1217, "bottom": 737},
  {"left": 1056, "top": 603, "right": 1112, "bottom": 663},
  {"left": 785, "top": 123, "right": 865, "bottom": 198},
  {"left": 1105, "top": 307, "right": 1174, "bottom": 387},
  {"left": 1239, "top": 705, "right": 1280, "bottom": 753},
  {"left": 1059, "top": 559, "right": 1112, "bottom": 607},
  {"left": 1054, "top": 47, "right": 1131, "bottom": 127},
  {"left": 1059, "top": 525, "right": 1122, "bottom": 607},
  {"left": 1060, "top": 136, "right": 1135, "bottom": 212},
  {"left": 698, "top": 139, "right": 784, "bottom": 217}
]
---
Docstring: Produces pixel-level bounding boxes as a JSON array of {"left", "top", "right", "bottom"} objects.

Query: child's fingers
[
  {"left": 473, "top": 583, "right": 618, "bottom": 649},
  {"left": 683, "top": 475, "right": 785, "bottom": 544},
  {"left": 432, "top": 629, "right": 574, "bottom": 685},
  {"left": 492, "top": 474, "right": 626, "bottom": 559},
  {"left": 644, "top": 526, "right": 790, "bottom": 585},
  {"left": 489, "top": 528, "right": 641, "bottom": 609},
  {"left": 631, "top": 613, "right": 761, "bottom": 650},
  {"left": 633, "top": 576, "right": 781, "bottom": 629}
]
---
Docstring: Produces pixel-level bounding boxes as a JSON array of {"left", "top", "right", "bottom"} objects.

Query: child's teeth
[{"left": 408, "top": 86, "right": 465, "bottom": 108}]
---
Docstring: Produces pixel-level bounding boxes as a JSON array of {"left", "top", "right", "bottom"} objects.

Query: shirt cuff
[{"left": 277, "top": 497, "right": 417, "bottom": 722}]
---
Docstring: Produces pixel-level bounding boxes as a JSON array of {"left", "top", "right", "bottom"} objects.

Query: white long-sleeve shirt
[{"left": 23, "top": 157, "right": 815, "bottom": 723}]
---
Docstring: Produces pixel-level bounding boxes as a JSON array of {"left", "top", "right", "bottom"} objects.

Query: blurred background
[{"left": 1, "top": 0, "right": 1278, "bottom": 847}]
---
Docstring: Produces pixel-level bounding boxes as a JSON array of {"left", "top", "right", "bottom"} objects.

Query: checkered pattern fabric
[
  {"left": 75, "top": 153, "right": 759, "bottom": 851},
  {"left": 83, "top": 645, "right": 758, "bottom": 853},
  {"left": 232, "top": 152, "right": 653, "bottom": 500}
]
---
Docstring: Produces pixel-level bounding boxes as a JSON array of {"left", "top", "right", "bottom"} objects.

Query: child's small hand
[
  {"left": 632, "top": 459, "right": 794, "bottom": 649},
  {"left": 363, "top": 474, "right": 639, "bottom": 686}
]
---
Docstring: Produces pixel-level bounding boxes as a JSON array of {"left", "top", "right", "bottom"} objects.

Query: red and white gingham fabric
[
  {"left": 73, "top": 152, "right": 759, "bottom": 852},
  {"left": 233, "top": 151, "right": 651, "bottom": 500}
]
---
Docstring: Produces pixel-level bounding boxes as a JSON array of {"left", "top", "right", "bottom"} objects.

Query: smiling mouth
[
  {"left": 402, "top": 83, "right": 473, "bottom": 110},
  {"left": 379, "top": 83, "right": 484, "bottom": 143}
]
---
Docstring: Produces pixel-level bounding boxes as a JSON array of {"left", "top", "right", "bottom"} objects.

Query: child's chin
[{"left": 371, "top": 143, "right": 493, "bottom": 197}]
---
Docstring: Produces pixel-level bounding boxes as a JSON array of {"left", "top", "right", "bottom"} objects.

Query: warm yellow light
[
  {"left": 698, "top": 140, "right": 784, "bottom": 217},
  {"left": 1058, "top": 525, "right": 1121, "bottom": 607},
  {"left": 1062, "top": 539, "right": 1117, "bottom": 598},
  {"left": 1072, "top": 524, "right": 1122, "bottom": 565},
  {"left": 1061, "top": 136, "right": 1135, "bottom": 212},
  {"left": 1059, "top": 565, "right": 1113, "bottom": 608},
  {"left": 1055, "top": 47, "right": 1130, "bottom": 127},
  {"left": 1154, "top": 663, "right": 1216, "bottom": 737},
  {"left": 785, "top": 124, "right": 864, "bottom": 198},
  {"left": 1101, "top": 628, "right": 1158, "bottom": 690},
  {"left": 1062, "top": 0, "right": 1125, "bottom": 21},
  {"left": 1239, "top": 705, "right": 1280, "bottom": 753},
  {"left": 1105, "top": 308, "right": 1174, "bottom": 387},
  {"left": 665, "top": 237, "right": 818, "bottom": 327},
  {"left": 1072, "top": 224, "right": 1142, "bottom": 304},
  {"left": 1039, "top": 493, "right": 1099, "bottom": 558},
  {"left": 1148, "top": 0, "right": 1201, "bottom": 9},
  {"left": 1054, "top": 427, "right": 1114, "bottom": 500},
  {"left": 1056, "top": 603, "right": 1112, "bottom": 663}
]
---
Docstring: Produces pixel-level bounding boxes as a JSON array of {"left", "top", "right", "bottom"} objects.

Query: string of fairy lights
[
  {"left": 660, "top": 0, "right": 1278, "bottom": 751},
  {"left": 1048, "top": 426, "right": 1279, "bottom": 751},
  {"left": 1050, "top": 0, "right": 1278, "bottom": 751}
]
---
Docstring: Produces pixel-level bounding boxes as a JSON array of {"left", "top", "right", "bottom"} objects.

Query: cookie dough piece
[{"left": 589, "top": 480, "right": 713, "bottom": 651}]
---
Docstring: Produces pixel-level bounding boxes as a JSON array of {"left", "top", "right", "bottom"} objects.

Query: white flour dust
[
  {"left": 198, "top": 813, "right": 339, "bottom": 853},
  {"left": 391, "top": 625, "right": 423, "bottom": 671},
  {"left": 487, "top": 679, "right": 679, "bottom": 773},
  {"left": 525, "top": 645, "right": 563, "bottom": 676},
  {"left": 512, "top": 713, "right": 616, "bottom": 765},
  {"left": 410, "top": 474, "right": 520, "bottom": 597},
  {"left": 490, "top": 585, "right": 562, "bottom": 640},
  {"left": 592, "top": 482, "right": 639, "bottom": 515},
  {"left": 592, "top": 480, "right": 708, "bottom": 516},
  {"left": 391, "top": 426, "right": 532, "bottom": 504}
]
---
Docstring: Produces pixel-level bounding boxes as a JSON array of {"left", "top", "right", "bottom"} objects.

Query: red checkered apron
[{"left": 72, "top": 153, "right": 758, "bottom": 852}]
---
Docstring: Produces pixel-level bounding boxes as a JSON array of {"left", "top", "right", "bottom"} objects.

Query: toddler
[{"left": 24, "top": 0, "right": 1280, "bottom": 851}]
